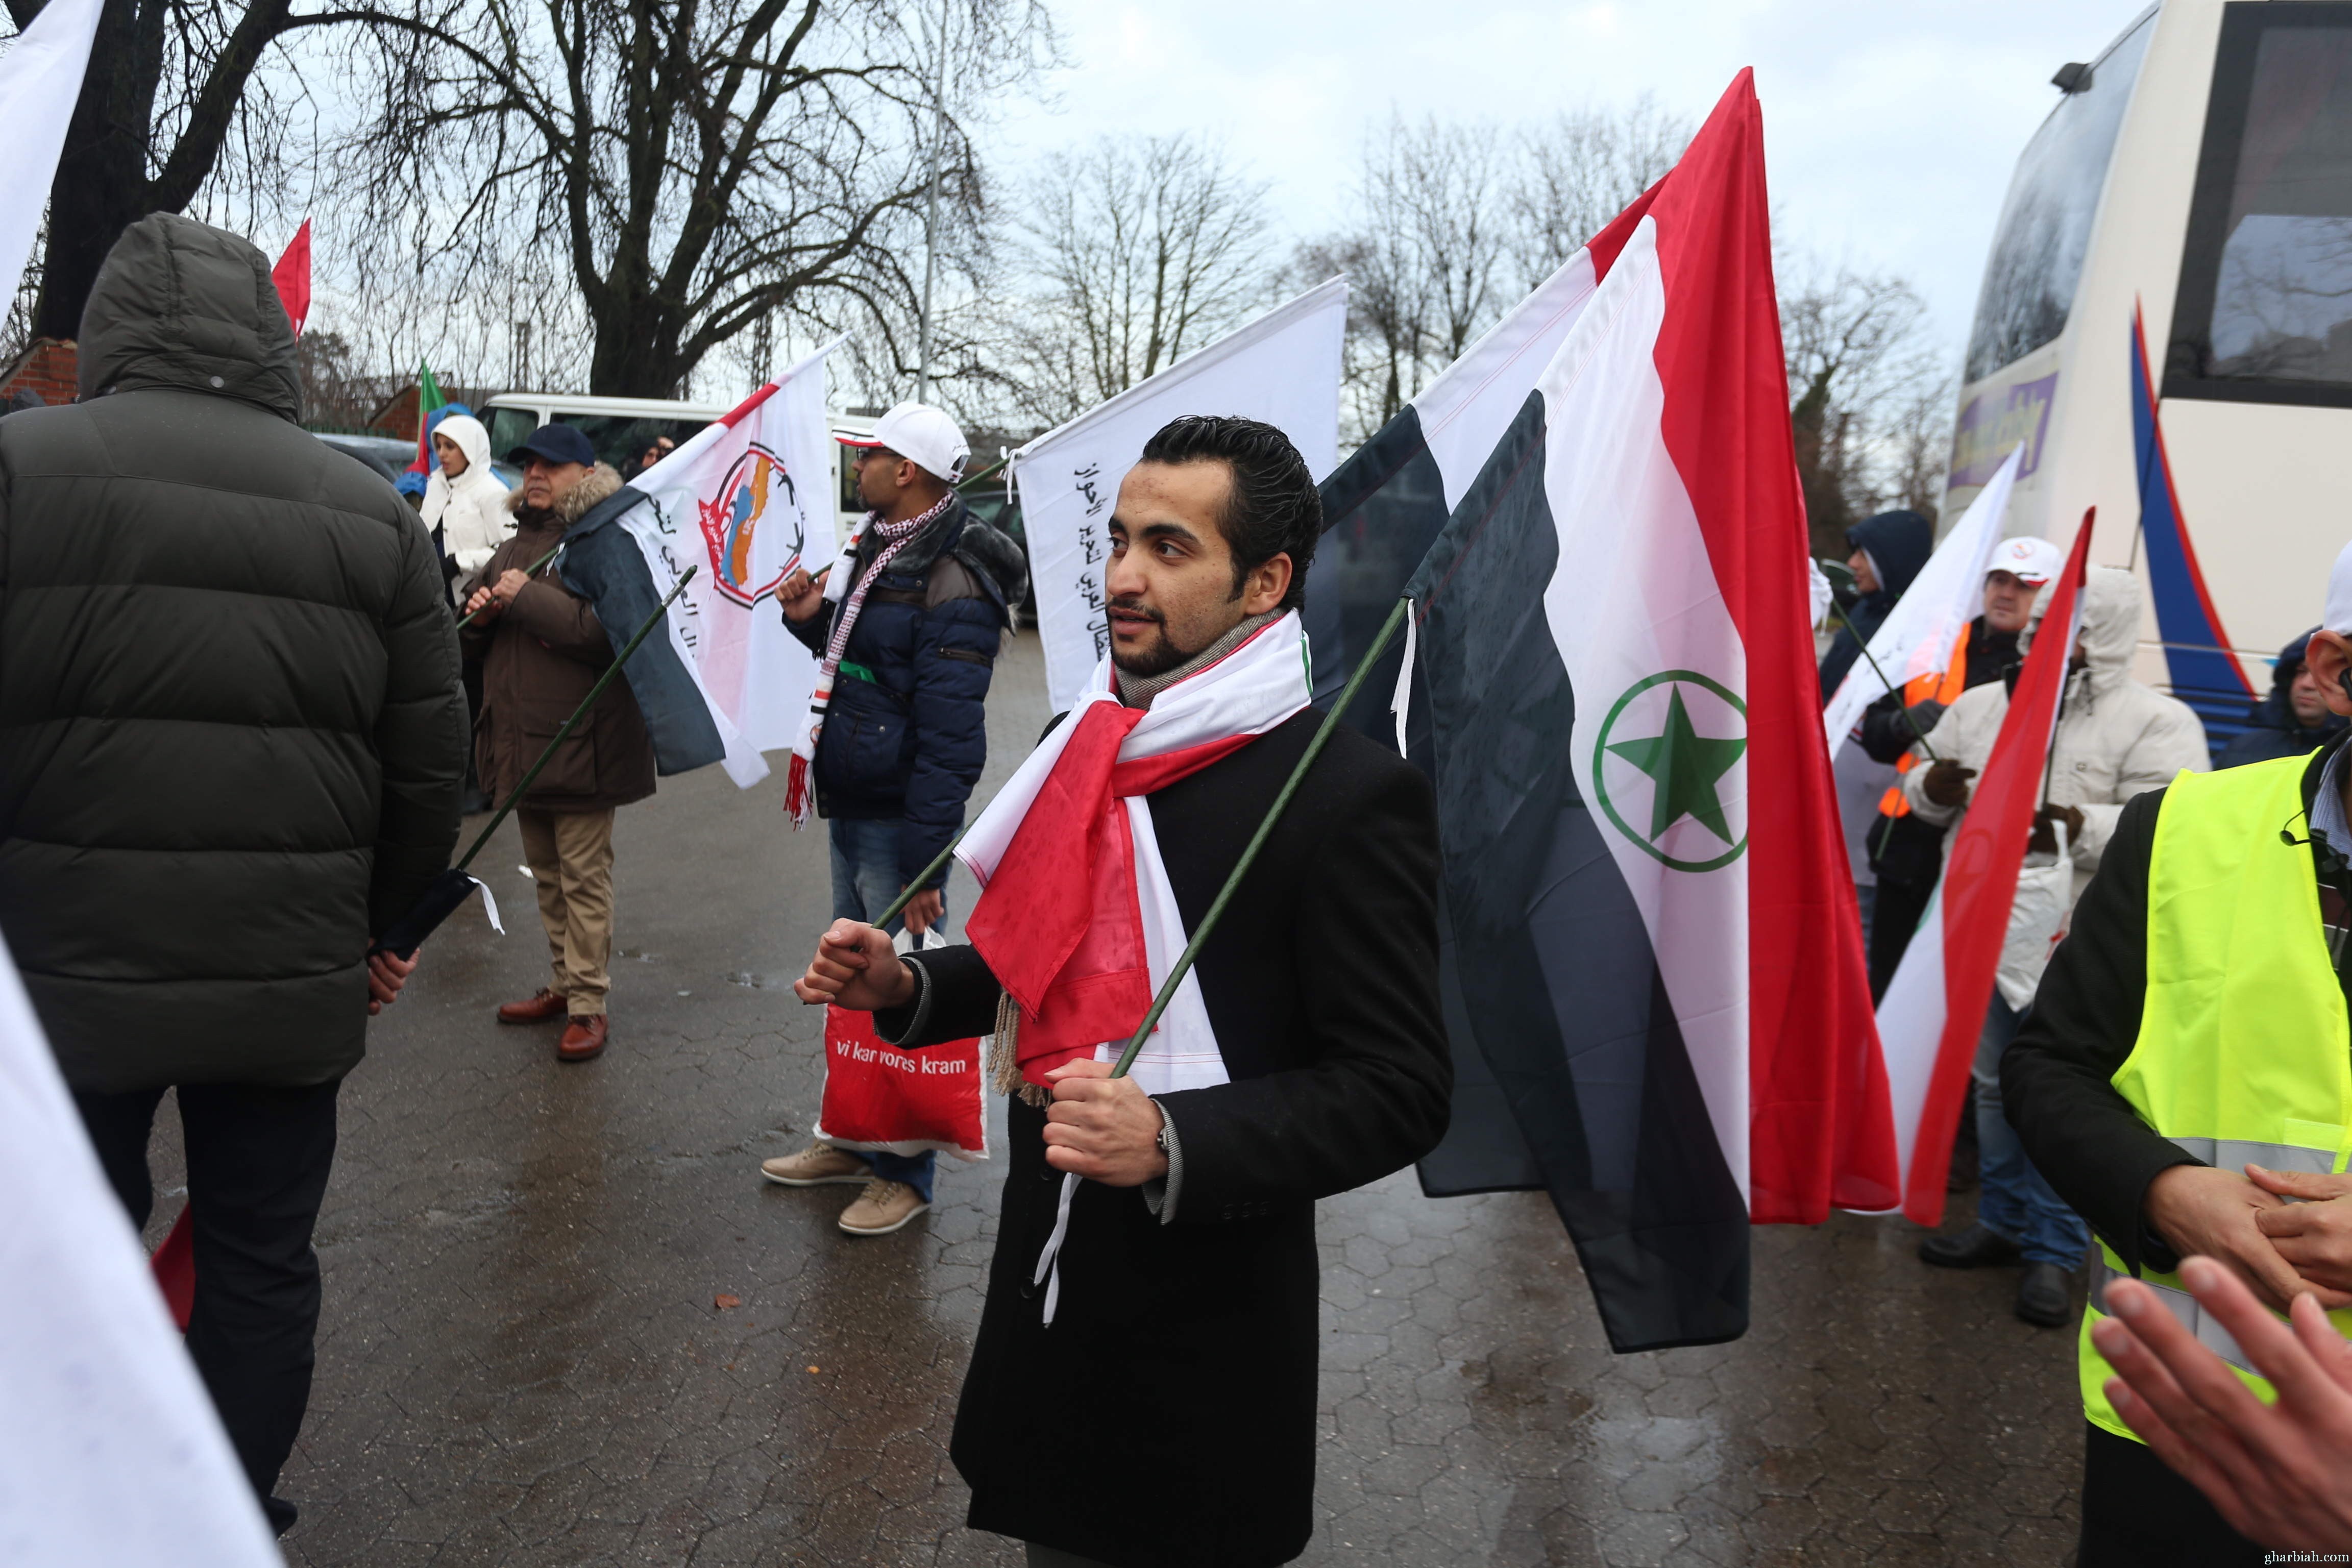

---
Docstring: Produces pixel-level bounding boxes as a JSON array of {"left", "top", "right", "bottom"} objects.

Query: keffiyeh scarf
[{"left": 782, "top": 492, "right": 956, "bottom": 824}]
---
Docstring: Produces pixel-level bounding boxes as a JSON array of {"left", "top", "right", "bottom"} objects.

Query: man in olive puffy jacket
[{"left": 0, "top": 215, "right": 467, "bottom": 1533}]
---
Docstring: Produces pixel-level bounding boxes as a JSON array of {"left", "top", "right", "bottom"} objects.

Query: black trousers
[
  {"left": 2078, "top": 1422, "right": 2265, "bottom": 1567},
  {"left": 1867, "top": 872, "right": 1935, "bottom": 1002},
  {"left": 73, "top": 1079, "right": 341, "bottom": 1525}
]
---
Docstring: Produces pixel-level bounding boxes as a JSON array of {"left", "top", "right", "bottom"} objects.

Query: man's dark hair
[{"left": 1137, "top": 415, "right": 1320, "bottom": 610}]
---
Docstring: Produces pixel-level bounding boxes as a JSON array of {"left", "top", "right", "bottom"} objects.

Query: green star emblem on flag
[{"left": 1592, "top": 671, "right": 1749, "bottom": 871}]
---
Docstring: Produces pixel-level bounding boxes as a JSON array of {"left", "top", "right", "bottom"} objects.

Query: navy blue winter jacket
[{"left": 786, "top": 497, "right": 1024, "bottom": 888}]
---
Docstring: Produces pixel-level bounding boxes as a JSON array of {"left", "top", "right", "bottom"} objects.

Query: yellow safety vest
[
  {"left": 2081, "top": 751, "right": 2352, "bottom": 1440},
  {"left": 1876, "top": 627, "right": 1971, "bottom": 820}
]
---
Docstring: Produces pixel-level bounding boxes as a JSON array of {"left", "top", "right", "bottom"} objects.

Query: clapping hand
[{"left": 2096, "top": 1256, "right": 2352, "bottom": 1549}]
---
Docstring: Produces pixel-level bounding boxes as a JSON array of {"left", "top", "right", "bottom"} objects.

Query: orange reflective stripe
[
  {"left": 1874, "top": 629, "right": 1971, "bottom": 822},
  {"left": 1933, "top": 627, "right": 1970, "bottom": 704}
]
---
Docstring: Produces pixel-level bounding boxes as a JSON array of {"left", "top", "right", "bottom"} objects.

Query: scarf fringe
[{"left": 986, "top": 991, "right": 1051, "bottom": 1108}]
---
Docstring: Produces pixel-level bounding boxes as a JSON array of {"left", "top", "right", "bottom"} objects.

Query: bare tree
[
  {"left": 1509, "top": 95, "right": 1690, "bottom": 287},
  {"left": 4, "top": 0, "right": 453, "bottom": 342},
  {"left": 1779, "top": 256, "right": 1944, "bottom": 555},
  {"left": 1291, "top": 116, "right": 1505, "bottom": 441},
  {"left": 1877, "top": 376, "right": 1957, "bottom": 524},
  {"left": 993, "top": 133, "right": 1273, "bottom": 427},
  {"left": 336, "top": 0, "right": 1054, "bottom": 398},
  {"left": 1300, "top": 101, "right": 1687, "bottom": 443}
]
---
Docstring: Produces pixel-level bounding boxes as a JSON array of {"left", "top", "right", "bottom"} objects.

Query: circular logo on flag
[
  {"left": 695, "top": 445, "right": 805, "bottom": 606},
  {"left": 1591, "top": 670, "right": 1749, "bottom": 872}
]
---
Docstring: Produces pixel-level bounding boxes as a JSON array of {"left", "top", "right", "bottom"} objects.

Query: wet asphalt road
[{"left": 135, "top": 629, "right": 2090, "bottom": 1566}]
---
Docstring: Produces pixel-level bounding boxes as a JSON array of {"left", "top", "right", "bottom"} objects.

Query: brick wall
[{"left": 1, "top": 338, "right": 78, "bottom": 407}]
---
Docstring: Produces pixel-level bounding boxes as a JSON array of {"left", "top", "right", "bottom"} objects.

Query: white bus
[{"left": 1946, "top": 0, "right": 2352, "bottom": 744}]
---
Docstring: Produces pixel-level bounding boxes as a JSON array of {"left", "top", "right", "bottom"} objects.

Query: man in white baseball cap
[
  {"left": 762, "top": 401, "right": 1026, "bottom": 1236},
  {"left": 1854, "top": 531, "right": 2068, "bottom": 1001},
  {"left": 835, "top": 400, "right": 971, "bottom": 485}
]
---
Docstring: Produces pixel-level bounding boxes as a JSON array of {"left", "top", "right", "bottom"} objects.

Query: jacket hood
[
  {"left": 2076, "top": 566, "right": 2141, "bottom": 687},
  {"left": 77, "top": 214, "right": 301, "bottom": 420},
  {"left": 432, "top": 413, "right": 498, "bottom": 485},
  {"left": 2271, "top": 628, "right": 2318, "bottom": 696},
  {"left": 1846, "top": 509, "right": 1933, "bottom": 601},
  {"left": 509, "top": 462, "right": 623, "bottom": 525},
  {"left": 955, "top": 516, "right": 1029, "bottom": 609}
]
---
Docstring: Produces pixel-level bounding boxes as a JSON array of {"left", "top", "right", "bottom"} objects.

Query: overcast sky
[{"left": 986, "top": 0, "right": 2155, "bottom": 371}]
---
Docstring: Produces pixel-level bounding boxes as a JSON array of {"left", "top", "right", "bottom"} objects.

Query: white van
[{"left": 479, "top": 393, "right": 733, "bottom": 478}]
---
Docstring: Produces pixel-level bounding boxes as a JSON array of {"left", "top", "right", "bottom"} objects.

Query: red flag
[
  {"left": 150, "top": 1204, "right": 194, "bottom": 1329},
  {"left": 1638, "top": 70, "right": 1901, "bottom": 1221},
  {"left": 1889, "top": 511, "right": 2096, "bottom": 1224},
  {"left": 271, "top": 219, "right": 311, "bottom": 338}
]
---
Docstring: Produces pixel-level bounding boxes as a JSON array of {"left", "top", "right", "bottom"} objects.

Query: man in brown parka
[{"left": 461, "top": 424, "right": 654, "bottom": 1062}]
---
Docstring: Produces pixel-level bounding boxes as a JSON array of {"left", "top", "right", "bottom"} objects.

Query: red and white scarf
[
  {"left": 782, "top": 492, "right": 956, "bottom": 824},
  {"left": 957, "top": 610, "right": 1312, "bottom": 1097}
]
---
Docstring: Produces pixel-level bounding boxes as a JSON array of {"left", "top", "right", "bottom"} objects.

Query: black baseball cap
[{"left": 511, "top": 423, "right": 597, "bottom": 468}]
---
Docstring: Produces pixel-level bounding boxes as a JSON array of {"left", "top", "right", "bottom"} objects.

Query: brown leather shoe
[
  {"left": 498, "top": 989, "right": 568, "bottom": 1025},
  {"left": 557, "top": 1015, "right": 607, "bottom": 1062}
]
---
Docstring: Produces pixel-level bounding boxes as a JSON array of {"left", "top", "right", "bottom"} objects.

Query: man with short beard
[
  {"left": 463, "top": 424, "right": 657, "bottom": 1063},
  {"left": 794, "top": 415, "right": 1450, "bottom": 1567}
]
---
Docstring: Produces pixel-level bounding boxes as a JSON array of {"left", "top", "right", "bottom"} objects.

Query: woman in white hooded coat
[
  {"left": 1899, "top": 565, "right": 2210, "bottom": 1326},
  {"left": 423, "top": 411, "right": 510, "bottom": 810},
  {"left": 423, "top": 413, "right": 511, "bottom": 603}
]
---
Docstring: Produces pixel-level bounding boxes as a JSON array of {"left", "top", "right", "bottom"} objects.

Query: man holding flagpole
[
  {"left": 757, "top": 401, "right": 1024, "bottom": 1236},
  {"left": 792, "top": 415, "right": 1449, "bottom": 1567},
  {"left": 1855, "top": 536, "right": 2059, "bottom": 998},
  {"left": 464, "top": 425, "right": 657, "bottom": 1064}
]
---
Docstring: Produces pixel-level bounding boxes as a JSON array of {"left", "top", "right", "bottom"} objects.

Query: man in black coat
[
  {"left": 794, "top": 416, "right": 1450, "bottom": 1567},
  {"left": 0, "top": 215, "right": 468, "bottom": 1533}
]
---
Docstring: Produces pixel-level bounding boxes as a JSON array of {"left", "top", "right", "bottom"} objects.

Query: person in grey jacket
[{"left": 0, "top": 214, "right": 468, "bottom": 1534}]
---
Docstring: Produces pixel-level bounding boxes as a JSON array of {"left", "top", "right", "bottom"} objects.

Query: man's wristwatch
[{"left": 1155, "top": 1121, "right": 1172, "bottom": 1156}]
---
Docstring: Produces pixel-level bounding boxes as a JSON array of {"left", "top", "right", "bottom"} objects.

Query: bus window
[
  {"left": 1963, "top": 12, "right": 2154, "bottom": 384},
  {"left": 2168, "top": 3, "right": 2352, "bottom": 405}
]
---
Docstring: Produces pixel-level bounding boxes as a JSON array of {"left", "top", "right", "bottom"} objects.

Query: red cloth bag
[{"left": 814, "top": 1004, "right": 989, "bottom": 1160}]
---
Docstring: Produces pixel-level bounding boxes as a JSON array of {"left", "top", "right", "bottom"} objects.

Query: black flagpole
[{"left": 373, "top": 566, "right": 699, "bottom": 958}]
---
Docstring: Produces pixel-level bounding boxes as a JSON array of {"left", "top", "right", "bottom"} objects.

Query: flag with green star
[{"left": 1384, "top": 69, "right": 1897, "bottom": 1356}]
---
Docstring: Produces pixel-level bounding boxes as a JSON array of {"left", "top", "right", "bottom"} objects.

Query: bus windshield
[
  {"left": 1963, "top": 13, "right": 2154, "bottom": 384},
  {"left": 2170, "top": 5, "right": 2352, "bottom": 403}
]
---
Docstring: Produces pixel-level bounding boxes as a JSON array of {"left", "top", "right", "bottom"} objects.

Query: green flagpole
[
  {"left": 861, "top": 596, "right": 1410, "bottom": 1046},
  {"left": 454, "top": 567, "right": 697, "bottom": 871},
  {"left": 1109, "top": 596, "right": 1413, "bottom": 1079},
  {"left": 454, "top": 543, "right": 564, "bottom": 631}
]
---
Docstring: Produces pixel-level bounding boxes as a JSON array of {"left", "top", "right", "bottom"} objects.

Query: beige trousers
[{"left": 517, "top": 807, "right": 616, "bottom": 1016}]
